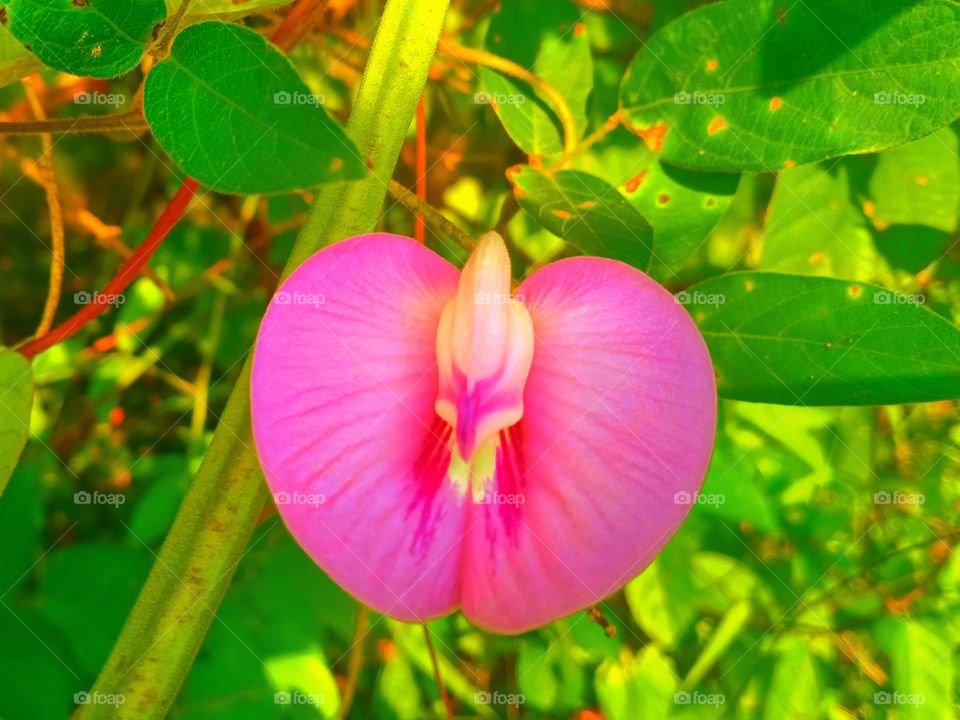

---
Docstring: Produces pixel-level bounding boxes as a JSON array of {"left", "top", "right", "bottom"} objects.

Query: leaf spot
[
  {"left": 707, "top": 117, "right": 727, "bottom": 135},
  {"left": 624, "top": 170, "right": 648, "bottom": 193},
  {"left": 632, "top": 123, "right": 668, "bottom": 153}
]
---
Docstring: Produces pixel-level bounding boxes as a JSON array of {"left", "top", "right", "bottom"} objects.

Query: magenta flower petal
[
  {"left": 251, "top": 233, "right": 464, "bottom": 620},
  {"left": 252, "top": 233, "right": 717, "bottom": 633},
  {"left": 461, "top": 257, "right": 717, "bottom": 632}
]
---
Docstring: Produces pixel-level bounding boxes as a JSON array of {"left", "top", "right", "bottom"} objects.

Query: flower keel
[{"left": 435, "top": 232, "right": 534, "bottom": 463}]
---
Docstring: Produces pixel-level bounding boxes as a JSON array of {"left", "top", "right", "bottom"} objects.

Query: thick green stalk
[{"left": 78, "top": 2, "right": 449, "bottom": 717}]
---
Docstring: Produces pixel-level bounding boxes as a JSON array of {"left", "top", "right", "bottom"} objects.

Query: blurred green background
[{"left": 2, "top": 0, "right": 960, "bottom": 718}]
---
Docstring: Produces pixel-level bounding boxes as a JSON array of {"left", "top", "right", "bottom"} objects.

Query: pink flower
[{"left": 251, "top": 232, "right": 716, "bottom": 633}]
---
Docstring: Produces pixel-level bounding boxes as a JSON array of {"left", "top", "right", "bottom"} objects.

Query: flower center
[{"left": 435, "top": 232, "right": 534, "bottom": 463}]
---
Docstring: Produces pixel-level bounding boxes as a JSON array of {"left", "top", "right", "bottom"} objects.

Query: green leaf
[
  {"left": 144, "top": 21, "right": 365, "bottom": 194},
  {"left": 265, "top": 651, "right": 340, "bottom": 718},
  {"left": 572, "top": 127, "right": 739, "bottom": 278},
  {"left": 0, "top": 606, "right": 75, "bottom": 720},
  {"left": 700, "top": 440, "right": 780, "bottom": 533},
  {"left": 876, "top": 618, "right": 955, "bottom": 720},
  {"left": 511, "top": 165, "right": 653, "bottom": 269},
  {"left": 763, "top": 641, "right": 822, "bottom": 720},
  {"left": 0, "top": 458, "right": 43, "bottom": 593},
  {"left": 375, "top": 654, "right": 425, "bottom": 720},
  {"left": 620, "top": 0, "right": 960, "bottom": 171},
  {"left": 0, "top": 348, "right": 32, "bottom": 497},
  {"left": 517, "top": 640, "right": 559, "bottom": 710},
  {"left": 682, "top": 600, "right": 752, "bottom": 689},
  {"left": 2, "top": 0, "right": 166, "bottom": 78},
  {"left": 761, "top": 162, "right": 883, "bottom": 281},
  {"left": 595, "top": 646, "right": 679, "bottom": 720},
  {"left": 624, "top": 540, "right": 697, "bottom": 649},
  {"left": 866, "top": 125, "right": 960, "bottom": 233},
  {"left": 685, "top": 272, "right": 960, "bottom": 405},
  {"left": 479, "top": 0, "right": 592, "bottom": 158},
  {"left": 41, "top": 543, "right": 152, "bottom": 676}
]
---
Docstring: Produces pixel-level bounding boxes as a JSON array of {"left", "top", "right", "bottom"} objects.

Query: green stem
[{"left": 77, "top": 2, "right": 450, "bottom": 717}]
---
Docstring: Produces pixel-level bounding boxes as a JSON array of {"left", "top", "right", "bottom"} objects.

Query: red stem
[
  {"left": 415, "top": 95, "right": 427, "bottom": 244},
  {"left": 19, "top": 178, "right": 200, "bottom": 360}
]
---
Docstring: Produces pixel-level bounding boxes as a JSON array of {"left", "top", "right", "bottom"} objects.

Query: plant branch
[
  {"left": 388, "top": 179, "right": 475, "bottom": 250},
  {"left": 0, "top": 111, "right": 149, "bottom": 137},
  {"left": 22, "top": 79, "right": 66, "bottom": 337},
  {"left": 156, "top": 0, "right": 196, "bottom": 56},
  {"left": 326, "top": 28, "right": 579, "bottom": 157},
  {"left": 79, "top": 1, "right": 452, "bottom": 717}
]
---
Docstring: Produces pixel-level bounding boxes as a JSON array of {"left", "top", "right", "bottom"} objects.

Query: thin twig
[
  {"left": 552, "top": 110, "right": 622, "bottom": 168},
  {"left": 335, "top": 606, "right": 370, "bottom": 720},
  {"left": 22, "top": 78, "right": 66, "bottom": 337},
  {"left": 387, "top": 179, "right": 476, "bottom": 250},
  {"left": 439, "top": 38, "right": 578, "bottom": 155},
  {"left": 0, "top": 112, "right": 149, "bottom": 137},
  {"left": 17, "top": 179, "right": 200, "bottom": 360},
  {"left": 271, "top": 0, "right": 326, "bottom": 53},
  {"left": 423, "top": 624, "right": 454, "bottom": 720}
]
